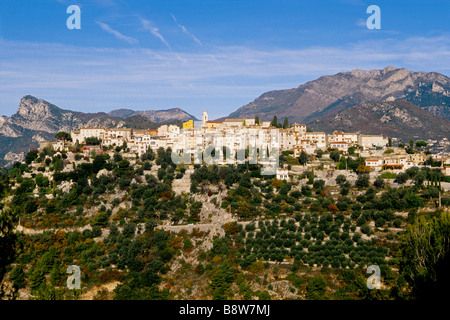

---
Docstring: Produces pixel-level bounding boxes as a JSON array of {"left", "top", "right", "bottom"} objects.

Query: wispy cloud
[
  {"left": 1, "top": 35, "right": 450, "bottom": 117},
  {"left": 140, "top": 18, "right": 171, "bottom": 50},
  {"left": 171, "top": 14, "right": 202, "bottom": 46},
  {"left": 96, "top": 21, "right": 138, "bottom": 44},
  {"left": 355, "top": 18, "right": 366, "bottom": 28}
]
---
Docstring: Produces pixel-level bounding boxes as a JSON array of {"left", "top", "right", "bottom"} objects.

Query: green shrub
[
  {"left": 306, "top": 276, "right": 327, "bottom": 299},
  {"left": 360, "top": 224, "right": 371, "bottom": 234},
  {"left": 381, "top": 171, "right": 397, "bottom": 179}
]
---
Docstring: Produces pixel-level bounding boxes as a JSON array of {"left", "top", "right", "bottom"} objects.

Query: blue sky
[{"left": 1, "top": 0, "right": 450, "bottom": 119}]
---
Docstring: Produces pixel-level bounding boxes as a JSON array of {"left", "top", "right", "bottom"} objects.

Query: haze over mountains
[{"left": 225, "top": 66, "right": 450, "bottom": 123}]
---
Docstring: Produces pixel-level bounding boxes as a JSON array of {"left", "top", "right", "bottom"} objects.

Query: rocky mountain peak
[
  {"left": 0, "top": 95, "right": 196, "bottom": 166},
  {"left": 17, "top": 95, "right": 56, "bottom": 120},
  {"left": 11, "top": 95, "right": 79, "bottom": 133},
  {"left": 226, "top": 67, "right": 450, "bottom": 123},
  {"left": 383, "top": 66, "right": 398, "bottom": 72},
  {"left": 0, "top": 115, "right": 6, "bottom": 127}
]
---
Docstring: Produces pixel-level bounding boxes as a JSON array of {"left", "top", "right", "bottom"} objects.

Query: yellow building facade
[{"left": 183, "top": 120, "right": 194, "bottom": 130}]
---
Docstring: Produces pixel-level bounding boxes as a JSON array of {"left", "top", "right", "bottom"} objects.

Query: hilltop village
[
  {"left": 68, "top": 111, "right": 388, "bottom": 156},
  {"left": 1, "top": 111, "right": 448, "bottom": 301},
  {"left": 48, "top": 111, "right": 450, "bottom": 178}
]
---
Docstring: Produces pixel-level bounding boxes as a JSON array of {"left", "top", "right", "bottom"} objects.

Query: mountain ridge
[
  {"left": 2, "top": 66, "right": 450, "bottom": 166},
  {"left": 0, "top": 95, "right": 197, "bottom": 166},
  {"left": 225, "top": 66, "right": 450, "bottom": 123},
  {"left": 108, "top": 107, "right": 197, "bottom": 122},
  {"left": 307, "top": 100, "right": 450, "bottom": 143}
]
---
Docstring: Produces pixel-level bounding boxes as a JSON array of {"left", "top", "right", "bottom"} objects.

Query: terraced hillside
[{"left": 0, "top": 145, "right": 449, "bottom": 300}]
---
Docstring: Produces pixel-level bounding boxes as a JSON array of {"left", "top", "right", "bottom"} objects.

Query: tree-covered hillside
[{"left": 0, "top": 144, "right": 449, "bottom": 300}]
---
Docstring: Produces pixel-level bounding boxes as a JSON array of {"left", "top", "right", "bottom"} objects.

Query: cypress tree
[{"left": 271, "top": 116, "right": 278, "bottom": 127}]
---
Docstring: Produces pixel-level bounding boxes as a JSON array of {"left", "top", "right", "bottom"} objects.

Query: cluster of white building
[
  {"left": 68, "top": 111, "right": 389, "bottom": 161},
  {"left": 365, "top": 153, "right": 450, "bottom": 175},
  {"left": 63, "top": 111, "right": 450, "bottom": 177}
]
